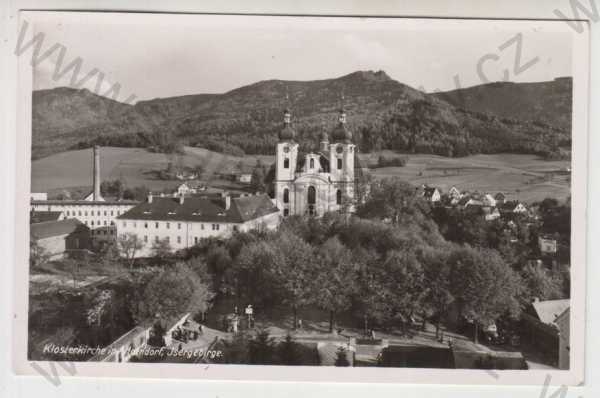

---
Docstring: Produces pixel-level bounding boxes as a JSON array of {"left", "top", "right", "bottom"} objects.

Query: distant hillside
[
  {"left": 432, "top": 77, "right": 572, "bottom": 131},
  {"left": 31, "top": 71, "right": 571, "bottom": 160}
]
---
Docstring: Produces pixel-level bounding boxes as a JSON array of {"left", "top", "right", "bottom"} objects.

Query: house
[
  {"left": 538, "top": 236, "right": 558, "bottom": 254},
  {"left": 89, "top": 326, "right": 149, "bottom": 362},
  {"left": 521, "top": 299, "right": 570, "bottom": 367},
  {"left": 30, "top": 210, "right": 64, "bottom": 223},
  {"left": 494, "top": 192, "right": 506, "bottom": 205},
  {"left": 482, "top": 206, "right": 501, "bottom": 221},
  {"left": 422, "top": 186, "right": 441, "bottom": 203},
  {"left": 237, "top": 173, "right": 252, "bottom": 183},
  {"left": 555, "top": 307, "right": 570, "bottom": 370},
  {"left": 500, "top": 201, "right": 528, "bottom": 215},
  {"left": 117, "top": 193, "right": 280, "bottom": 257},
  {"left": 31, "top": 192, "right": 48, "bottom": 201},
  {"left": 459, "top": 197, "right": 484, "bottom": 209},
  {"left": 448, "top": 186, "right": 461, "bottom": 200},
  {"left": 30, "top": 219, "right": 91, "bottom": 260},
  {"left": 482, "top": 194, "right": 497, "bottom": 207}
]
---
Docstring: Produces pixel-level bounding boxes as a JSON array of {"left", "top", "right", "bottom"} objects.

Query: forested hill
[
  {"left": 32, "top": 71, "right": 571, "bottom": 160},
  {"left": 432, "top": 77, "right": 572, "bottom": 132}
]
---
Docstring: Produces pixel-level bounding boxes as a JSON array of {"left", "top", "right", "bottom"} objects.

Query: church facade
[{"left": 273, "top": 107, "right": 356, "bottom": 217}]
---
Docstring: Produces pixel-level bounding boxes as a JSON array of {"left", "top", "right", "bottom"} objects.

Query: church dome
[
  {"left": 331, "top": 107, "right": 352, "bottom": 143},
  {"left": 331, "top": 123, "right": 353, "bottom": 143},
  {"left": 279, "top": 108, "right": 296, "bottom": 141},
  {"left": 279, "top": 125, "right": 296, "bottom": 141}
]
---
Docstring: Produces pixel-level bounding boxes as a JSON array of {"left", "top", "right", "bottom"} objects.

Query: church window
[
  {"left": 155, "top": 222, "right": 159, "bottom": 229},
  {"left": 310, "top": 158, "right": 315, "bottom": 169},
  {"left": 336, "top": 190, "right": 342, "bottom": 205},
  {"left": 284, "top": 158, "right": 290, "bottom": 169},
  {"left": 337, "top": 158, "right": 342, "bottom": 169},
  {"left": 308, "top": 186, "right": 316, "bottom": 205},
  {"left": 166, "top": 222, "right": 170, "bottom": 229},
  {"left": 283, "top": 188, "right": 289, "bottom": 204}
]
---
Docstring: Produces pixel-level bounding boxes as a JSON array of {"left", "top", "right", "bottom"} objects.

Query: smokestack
[{"left": 93, "top": 146, "right": 101, "bottom": 201}]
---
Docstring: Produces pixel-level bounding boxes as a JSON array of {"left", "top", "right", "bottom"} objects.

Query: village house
[
  {"left": 30, "top": 210, "right": 64, "bottom": 224},
  {"left": 482, "top": 193, "right": 497, "bottom": 207},
  {"left": 117, "top": 192, "right": 280, "bottom": 257},
  {"left": 555, "top": 307, "right": 570, "bottom": 370},
  {"left": 494, "top": 192, "right": 506, "bottom": 205},
  {"left": 174, "top": 181, "right": 205, "bottom": 196},
  {"left": 521, "top": 298, "right": 570, "bottom": 367},
  {"left": 421, "top": 186, "right": 441, "bottom": 203},
  {"left": 30, "top": 218, "right": 91, "bottom": 260}
]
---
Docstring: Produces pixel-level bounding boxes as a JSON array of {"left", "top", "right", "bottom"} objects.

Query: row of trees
[{"left": 180, "top": 179, "right": 530, "bottom": 343}]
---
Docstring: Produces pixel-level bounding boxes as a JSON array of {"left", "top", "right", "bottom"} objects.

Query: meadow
[{"left": 31, "top": 147, "right": 571, "bottom": 203}]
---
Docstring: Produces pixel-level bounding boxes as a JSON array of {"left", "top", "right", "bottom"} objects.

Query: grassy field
[
  {"left": 31, "top": 147, "right": 571, "bottom": 203},
  {"left": 363, "top": 151, "right": 571, "bottom": 203}
]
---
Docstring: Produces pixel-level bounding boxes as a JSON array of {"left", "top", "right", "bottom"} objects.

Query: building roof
[
  {"left": 422, "top": 186, "right": 439, "bottom": 199},
  {"left": 31, "top": 199, "right": 139, "bottom": 206},
  {"left": 117, "top": 194, "right": 279, "bottom": 224},
  {"left": 30, "top": 219, "right": 89, "bottom": 240},
  {"left": 30, "top": 211, "right": 63, "bottom": 224},
  {"left": 331, "top": 122, "right": 352, "bottom": 143},
  {"left": 531, "top": 299, "right": 570, "bottom": 325}
]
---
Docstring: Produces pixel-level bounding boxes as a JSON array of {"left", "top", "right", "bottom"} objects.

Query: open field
[
  {"left": 31, "top": 147, "right": 570, "bottom": 203},
  {"left": 362, "top": 151, "right": 571, "bottom": 203}
]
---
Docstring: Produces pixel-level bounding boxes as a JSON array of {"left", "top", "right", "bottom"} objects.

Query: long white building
[{"left": 116, "top": 193, "right": 280, "bottom": 257}]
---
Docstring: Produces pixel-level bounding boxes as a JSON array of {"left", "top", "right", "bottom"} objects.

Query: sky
[{"left": 28, "top": 13, "right": 575, "bottom": 103}]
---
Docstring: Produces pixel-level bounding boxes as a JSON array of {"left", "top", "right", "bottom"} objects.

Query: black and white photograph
[{"left": 10, "top": 10, "right": 590, "bottom": 385}]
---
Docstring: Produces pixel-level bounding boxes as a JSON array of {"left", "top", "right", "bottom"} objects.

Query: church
[{"left": 273, "top": 106, "right": 357, "bottom": 217}]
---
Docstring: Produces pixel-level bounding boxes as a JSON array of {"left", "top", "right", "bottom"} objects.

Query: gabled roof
[
  {"left": 30, "top": 211, "right": 62, "bottom": 224},
  {"left": 30, "top": 219, "right": 89, "bottom": 240},
  {"left": 117, "top": 194, "right": 279, "bottom": 224},
  {"left": 531, "top": 299, "right": 570, "bottom": 325}
]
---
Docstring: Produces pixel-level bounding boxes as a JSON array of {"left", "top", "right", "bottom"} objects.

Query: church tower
[
  {"left": 329, "top": 106, "right": 355, "bottom": 210},
  {"left": 329, "top": 106, "right": 355, "bottom": 183},
  {"left": 275, "top": 108, "right": 299, "bottom": 216}
]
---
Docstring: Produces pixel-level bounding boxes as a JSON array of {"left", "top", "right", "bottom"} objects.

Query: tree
[
  {"left": 226, "top": 240, "right": 285, "bottom": 309},
  {"left": 278, "top": 333, "right": 300, "bottom": 365},
  {"left": 272, "top": 232, "right": 316, "bottom": 329},
  {"left": 520, "top": 262, "right": 564, "bottom": 305},
  {"left": 117, "top": 233, "right": 143, "bottom": 269},
  {"left": 205, "top": 244, "right": 233, "bottom": 292},
  {"left": 63, "top": 257, "right": 80, "bottom": 289},
  {"left": 151, "top": 237, "right": 173, "bottom": 264},
  {"left": 30, "top": 239, "right": 51, "bottom": 268},
  {"left": 334, "top": 346, "right": 350, "bottom": 366},
  {"left": 249, "top": 329, "right": 276, "bottom": 364},
  {"left": 133, "top": 263, "right": 214, "bottom": 324},
  {"left": 311, "top": 237, "right": 358, "bottom": 333},
  {"left": 356, "top": 178, "right": 430, "bottom": 225},
  {"left": 250, "top": 161, "right": 267, "bottom": 193},
  {"left": 422, "top": 247, "right": 455, "bottom": 339},
  {"left": 449, "top": 246, "right": 523, "bottom": 344}
]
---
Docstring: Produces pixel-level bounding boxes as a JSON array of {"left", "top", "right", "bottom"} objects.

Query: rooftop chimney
[
  {"left": 220, "top": 191, "right": 231, "bottom": 210},
  {"left": 179, "top": 195, "right": 185, "bottom": 205},
  {"left": 93, "top": 146, "right": 101, "bottom": 201},
  {"left": 148, "top": 194, "right": 153, "bottom": 203}
]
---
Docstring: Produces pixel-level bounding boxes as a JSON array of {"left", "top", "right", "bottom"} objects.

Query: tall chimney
[{"left": 93, "top": 145, "right": 101, "bottom": 201}]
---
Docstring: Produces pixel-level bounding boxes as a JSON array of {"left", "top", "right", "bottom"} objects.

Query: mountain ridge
[{"left": 31, "top": 71, "right": 572, "bottom": 160}]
